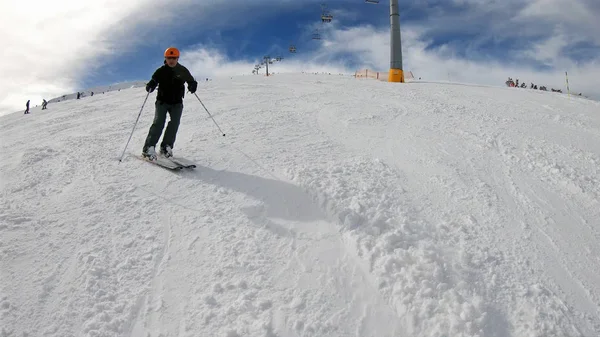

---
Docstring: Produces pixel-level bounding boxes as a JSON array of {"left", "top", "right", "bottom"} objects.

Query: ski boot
[
  {"left": 160, "top": 145, "right": 173, "bottom": 158},
  {"left": 142, "top": 146, "right": 157, "bottom": 160}
]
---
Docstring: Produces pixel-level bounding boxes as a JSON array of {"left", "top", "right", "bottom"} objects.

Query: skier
[
  {"left": 24, "top": 100, "right": 30, "bottom": 114},
  {"left": 142, "top": 47, "right": 198, "bottom": 160},
  {"left": 41, "top": 99, "right": 47, "bottom": 110}
]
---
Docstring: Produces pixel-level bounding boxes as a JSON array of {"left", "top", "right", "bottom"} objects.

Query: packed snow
[{"left": 1, "top": 73, "right": 599, "bottom": 337}]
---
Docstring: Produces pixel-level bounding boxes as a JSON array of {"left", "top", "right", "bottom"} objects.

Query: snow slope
[
  {"left": 47, "top": 81, "right": 147, "bottom": 104},
  {"left": 1, "top": 73, "right": 599, "bottom": 337}
]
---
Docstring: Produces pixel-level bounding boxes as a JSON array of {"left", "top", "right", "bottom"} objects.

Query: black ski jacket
[{"left": 147, "top": 63, "right": 197, "bottom": 104}]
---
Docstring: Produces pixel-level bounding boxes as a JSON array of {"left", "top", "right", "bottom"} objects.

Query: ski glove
[
  {"left": 188, "top": 81, "right": 198, "bottom": 94},
  {"left": 146, "top": 80, "right": 157, "bottom": 93}
]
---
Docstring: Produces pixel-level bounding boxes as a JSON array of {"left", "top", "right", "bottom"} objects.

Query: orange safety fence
[{"left": 354, "top": 69, "right": 414, "bottom": 81}]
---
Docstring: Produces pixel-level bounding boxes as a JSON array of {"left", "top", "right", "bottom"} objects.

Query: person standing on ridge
[
  {"left": 24, "top": 100, "right": 30, "bottom": 114},
  {"left": 142, "top": 46, "right": 198, "bottom": 160}
]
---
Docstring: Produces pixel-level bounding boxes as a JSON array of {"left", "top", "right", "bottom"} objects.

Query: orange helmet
[{"left": 164, "top": 47, "right": 180, "bottom": 58}]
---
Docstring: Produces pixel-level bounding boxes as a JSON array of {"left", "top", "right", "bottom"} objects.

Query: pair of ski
[{"left": 141, "top": 155, "right": 197, "bottom": 170}]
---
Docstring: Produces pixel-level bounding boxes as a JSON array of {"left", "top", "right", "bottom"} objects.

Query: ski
[
  {"left": 165, "top": 156, "right": 197, "bottom": 168},
  {"left": 140, "top": 155, "right": 183, "bottom": 170}
]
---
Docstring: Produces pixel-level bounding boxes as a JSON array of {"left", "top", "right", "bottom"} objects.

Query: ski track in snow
[{"left": 1, "top": 74, "right": 599, "bottom": 337}]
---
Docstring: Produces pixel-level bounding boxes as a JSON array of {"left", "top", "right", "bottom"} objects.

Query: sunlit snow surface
[{"left": 1, "top": 73, "right": 599, "bottom": 337}]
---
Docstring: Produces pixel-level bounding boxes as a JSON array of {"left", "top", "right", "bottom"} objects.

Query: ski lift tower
[
  {"left": 262, "top": 56, "right": 283, "bottom": 76},
  {"left": 388, "top": 0, "right": 404, "bottom": 82},
  {"left": 367, "top": 0, "right": 404, "bottom": 82}
]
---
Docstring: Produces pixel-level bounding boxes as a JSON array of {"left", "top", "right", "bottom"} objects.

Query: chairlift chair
[
  {"left": 321, "top": 14, "right": 333, "bottom": 22},
  {"left": 320, "top": 3, "right": 333, "bottom": 22}
]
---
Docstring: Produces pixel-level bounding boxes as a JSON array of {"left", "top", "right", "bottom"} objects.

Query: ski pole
[
  {"left": 119, "top": 92, "right": 150, "bottom": 162},
  {"left": 194, "top": 92, "right": 226, "bottom": 136}
]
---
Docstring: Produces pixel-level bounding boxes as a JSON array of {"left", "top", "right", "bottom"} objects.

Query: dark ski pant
[{"left": 143, "top": 101, "right": 183, "bottom": 152}]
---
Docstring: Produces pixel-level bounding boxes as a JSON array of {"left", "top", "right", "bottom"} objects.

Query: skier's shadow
[{"left": 181, "top": 165, "right": 327, "bottom": 235}]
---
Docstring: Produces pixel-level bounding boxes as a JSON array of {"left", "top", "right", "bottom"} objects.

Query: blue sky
[
  {"left": 1, "top": 0, "right": 599, "bottom": 114},
  {"left": 81, "top": 1, "right": 391, "bottom": 86}
]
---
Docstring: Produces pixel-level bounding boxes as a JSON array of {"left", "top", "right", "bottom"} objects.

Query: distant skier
[
  {"left": 41, "top": 99, "right": 47, "bottom": 110},
  {"left": 24, "top": 100, "right": 30, "bottom": 114},
  {"left": 142, "top": 47, "right": 198, "bottom": 160}
]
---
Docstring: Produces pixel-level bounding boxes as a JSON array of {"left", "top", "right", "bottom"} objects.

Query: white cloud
[
  {"left": 517, "top": 0, "right": 600, "bottom": 45},
  {"left": 180, "top": 46, "right": 255, "bottom": 78},
  {"left": 0, "top": 0, "right": 170, "bottom": 114},
  {"left": 289, "top": 1, "right": 600, "bottom": 99},
  {"left": 333, "top": 24, "right": 600, "bottom": 99},
  {"left": 2, "top": 0, "right": 598, "bottom": 116},
  {"left": 179, "top": 21, "right": 600, "bottom": 100},
  {"left": 179, "top": 44, "right": 349, "bottom": 80},
  {"left": 0, "top": 0, "right": 327, "bottom": 115}
]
